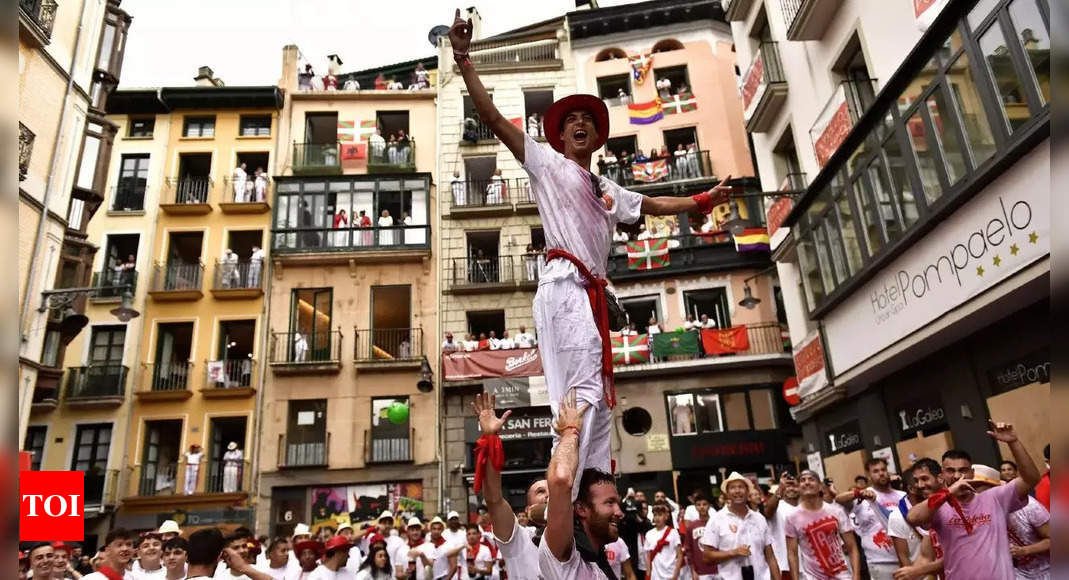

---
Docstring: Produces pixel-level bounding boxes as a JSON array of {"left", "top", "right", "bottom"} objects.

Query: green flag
[{"left": 652, "top": 331, "right": 700, "bottom": 357}]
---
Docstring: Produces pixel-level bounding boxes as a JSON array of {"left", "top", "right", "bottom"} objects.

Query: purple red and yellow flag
[
  {"left": 733, "top": 228, "right": 771, "bottom": 253},
  {"left": 628, "top": 100, "right": 664, "bottom": 125}
]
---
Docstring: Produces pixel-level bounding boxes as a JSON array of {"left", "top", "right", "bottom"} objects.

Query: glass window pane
[
  {"left": 880, "top": 136, "right": 921, "bottom": 228},
  {"left": 749, "top": 390, "right": 777, "bottom": 430},
  {"left": 812, "top": 226, "right": 837, "bottom": 293},
  {"left": 947, "top": 51, "right": 997, "bottom": 166},
  {"left": 968, "top": 0, "right": 1001, "bottom": 30},
  {"left": 98, "top": 24, "right": 116, "bottom": 70},
  {"left": 722, "top": 392, "right": 750, "bottom": 431},
  {"left": 797, "top": 236, "right": 825, "bottom": 310},
  {"left": 696, "top": 394, "right": 723, "bottom": 433},
  {"left": 823, "top": 217, "right": 851, "bottom": 282},
  {"left": 668, "top": 394, "right": 696, "bottom": 435},
  {"left": 1008, "top": 0, "right": 1050, "bottom": 104},
  {"left": 979, "top": 22, "right": 1033, "bottom": 132},
  {"left": 835, "top": 183, "right": 864, "bottom": 270},
  {"left": 76, "top": 135, "right": 101, "bottom": 189},
  {"left": 926, "top": 88, "right": 968, "bottom": 183},
  {"left": 867, "top": 160, "right": 907, "bottom": 242},
  {"left": 906, "top": 109, "right": 943, "bottom": 204},
  {"left": 852, "top": 176, "right": 883, "bottom": 257}
]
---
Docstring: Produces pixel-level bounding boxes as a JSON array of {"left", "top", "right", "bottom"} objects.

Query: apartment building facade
[{"left": 725, "top": 0, "right": 1050, "bottom": 484}]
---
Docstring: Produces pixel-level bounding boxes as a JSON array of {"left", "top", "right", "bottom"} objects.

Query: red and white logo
[{"left": 20, "top": 471, "right": 84, "bottom": 541}]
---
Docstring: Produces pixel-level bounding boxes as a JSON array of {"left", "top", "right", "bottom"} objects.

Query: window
[
  {"left": 530, "top": 227, "right": 545, "bottom": 250},
  {"left": 128, "top": 117, "right": 154, "bottom": 137},
  {"left": 138, "top": 419, "right": 182, "bottom": 496},
  {"left": 694, "top": 393, "right": 724, "bottom": 433},
  {"left": 173, "top": 153, "right": 212, "bottom": 204},
  {"left": 304, "top": 112, "right": 338, "bottom": 144},
  {"left": 24, "top": 426, "right": 47, "bottom": 471},
  {"left": 1007, "top": 0, "right": 1050, "bottom": 105},
  {"left": 213, "top": 320, "right": 256, "bottom": 387},
  {"left": 75, "top": 123, "right": 105, "bottom": 191},
  {"left": 466, "top": 231, "right": 501, "bottom": 283},
  {"left": 239, "top": 115, "right": 272, "bottom": 137},
  {"left": 206, "top": 417, "right": 248, "bottom": 492},
  {"left": 683, "top": 288, "right": 730, "bottom": 328},
  {"left": 653, "top": 65, "right": 691, "bottom": 97},
  {"left": 152, "top": 323, "right": 193, "bottom": 391},
  {"left": 667, "top": 394, "right": 697, "bottom": 435},
  {"left": 595, "top": 47, "right": 627, "bottom": 61},
  {"left": 467, "top": 310, "right": 504, "bottom": 339},
  {"left": 462, "top": 94, "right": 495, "bottom": 141},
  {"left": 523, "top": 90, "right": 554, "bottom": 138},
  {"left": 286, "top": 400, "right": 327, "bottom": 466},
  {"left": 40, "top": 330, "right": 61, "bottom": 367},
  {"left": 597, "top": 74, "right": 631, "bottom": 102},
  {"left": 183, "top": 116, "right": 215, "bottom": 138},
  {"left": 620, "top": 295, "right": 659, "bottom": 333},
  {"left": 369, "top": 285, "right": 413, "bottom": 359},
  {"left": 114, "top": 154, "right": 148, "bottom": 211},
  {"left": 376, "top": 111, "right": 410, "bottom": 141},
  {"left": 722, "top": 391, "right": 751, "bottom": 430},
  {"left": 290, "top": 288, "right": 333, "bottom": 361},
  {"left": 90, "top": 325, "right": 126, "bottom": 366},
  {"left": 663, "top": 126, "right": 699, "bottom": 157},
  {"left": 370, "top": 397, "right": 411, "bottom": 463},
  {"left": 73, "top": 424, "right": 112, "bottom": 505},
  {"left": 749, "top": 389, "right": 778, "bottom": 429},
  {"left": 605, "top": 135, "right": 638, "bottom": 161},
  {"left": 652, "top": 39, "right": 685, "bottom": 53}
]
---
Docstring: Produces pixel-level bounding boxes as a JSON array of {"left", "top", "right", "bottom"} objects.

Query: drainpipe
[
  {"left": 19, "top": 0, "right": 92, "bottom": 347},
  {"left": 434, "top": 84, "right": 447, "bottom": 513}
]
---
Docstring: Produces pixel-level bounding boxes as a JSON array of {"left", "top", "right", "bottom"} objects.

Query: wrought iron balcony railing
[
  {"left": 64, "top": 365, "right": 127, "bottom": 400},
  {"left": 222, "top": 176, "right": 271, "bottom": 204},
  {"left": 271, "top": 225, "right": 430, "bottom": 253},
  {"left": 140, "top": 361, "right": 194, "bottom": 393},
  {"left": 598, "top": 150, "right": 713, "bottom": 187},
  {"left": 20, "top": 0, "right": 58, "bottom": 41},
  {"left": 150, "top": 261, "right": 204, "bottom": 293},
  {"left": 163, "top": 177, "right": 213, "bottom": 205},
  {"left": 91, "top": 269, "right": 138, "bottom": 297},
  {"left": 353, "top": 327, "right": 423, "bottom": 362},
  {"left": 447, "top": 177, "right": 532, "bottom": 208},
  {"left": 212, "top": 260, "right": 264, "bottom": 291},
  {"left": 293, "top": 142, "right": 342, "bottom": 174},
  {"left": 269, "top": 330, "right": 343, "bottom": 365}
]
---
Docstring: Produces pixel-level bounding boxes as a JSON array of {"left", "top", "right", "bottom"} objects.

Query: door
[
  {"left": 72, "top": 424, "right": 112, "bottom": 505},
  {"left": 287, "top": 400, "right": 327, "bottom": 466},
  {"left": 140, "top": 419, "right": 182, "bottom": 496},
  {"left": 117, "top": 154, "right": 149, "bottom": 210},
  {"left": 88, "top": 326, "right": 125, "bottom": 396},
  {"left": 291, "top": 289, "right": 333, "bottom": 361},
  {"left": 683, "top": 288, "right": 731, "bottom": 328},
  {"left": 370, "top": 286, "right": 412, "bottom": 359}
]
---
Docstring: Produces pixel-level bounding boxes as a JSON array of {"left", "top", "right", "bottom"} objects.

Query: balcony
[
  {"left": 612, "top": 322, "right": 792, "bottom": 378},
  {"left": 160, "top": 178, "right": 213, "bottom": 214},
  {"left": 444, "top": 254, "right": 543, "bottom": 294},
  {"left": 810, "top": 79, "right": 877, "bottom": 169},
  {"left": 353, "top": 327, "right": 423, "bottom": 371},
  {"left": 219, "top": 177, "right": 271, "bottom": 214},
  {"left": 742, "top": 42, "right": 789, "bottom": 133},
  {"left": 365, "top": 428, "right": 413, "bottom": 464},
  {"left": 124, "top": 460, "right": 250, "bottom": 506},
  {"left": 367, "top": 139, "right": 416, "bottom": 174},
  {"left": 19, "top": 0, "right": 57, "bottom": 46},
  {"left": 723, "top": 0, "right": 755, "bottom": 21},
  {"left": 89, "top": 269, "right": 137, "bottom": 302},
  {"left": 135, "top": 362, "right": 194, "bottom": 401},
  {"left": 30, "top": 384, "right": 58, "bottom": 413},
  {"left": 269, "top": 330, "right": 343, "bottom": 374},
  {"left": 279, "top": 432, "right": 329, "bottom": 469},
  {"left": 447, "top": 177, "right": 534, "bottom": 218},
  {"left": 598, "top": 151, "right": 714, "bottom": 191},
  {"left": 109, "top": 185, "right": 146, "bottom": 213},
  {"left": 19, "top": 123, "right": 34, "bottom": 181},
  {"left": 202, "top": 359, "right": 257, "bottom": 398},
  {"left": 148, "top": 261, "right": 204, "bottom": 301},
  {"left": 293, "top": 142, "right": 342, "bottom": 175},
  {"left": 85, "top": 468, "right": 120, "bottom": 509},
  {"left": 270, "top": 225, "right": 431, "bottom": 265},
  {"left": 464, "top": 37, "right": 562, "bottom": 73},
  {"left": 460, "top": 119, "right": 498, "bottom": 145},
  {"left": 606, "top": 233, "right": 772, "bottom": 281},
  {"left": 210, "top": 260, "right": 264, "bottom": 300},
  {"left": 781, "top": 0, "right": 842, "bottom": 41},
  {"left": 63, "top": 365, "right": 127, "bottom": 408}
]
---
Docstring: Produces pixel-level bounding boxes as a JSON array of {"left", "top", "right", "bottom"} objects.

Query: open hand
[
  {"left": 449, "top": 8, "right": 473, "bottom": 56},
  {"left": 471, "top": 392, "right": 512, "bottom": 436},
  {"left": 986, "top": 420, "right": 1018, "bottom": 443},
  {"left": 553, "top": 388, "right": 589, "bottom": 435},
  {"left": 708, "top": 174, "right": 733, "bottom": 205}
]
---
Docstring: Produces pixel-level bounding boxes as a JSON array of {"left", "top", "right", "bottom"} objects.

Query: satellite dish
[{"left": 428, "top": 25, "right": 451, "bottom": 48}]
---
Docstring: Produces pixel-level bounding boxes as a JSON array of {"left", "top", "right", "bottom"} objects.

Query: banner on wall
[
  {"left": 792, "top": 330, "right": 829, "bottom": 399},
  {"left": 443, "top": 348, "right": 544, "bottom": 381},
  {"left": 700, "top": 327, "right": 750, "bottom": 355},
  {"left": 310, "top": 487, "right": 350, "bottom": 531},
  {"left": 915, "top": 0, "right": 952, "bottom": 30}
]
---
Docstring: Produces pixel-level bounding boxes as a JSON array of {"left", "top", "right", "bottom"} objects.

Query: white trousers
[
  {"left": 533, "top": 272, "right": 612, "bottom": 499},
  {"left": 184, "top": 464, "right": 199, "bottom": 495},
  {"left": 223, "top": 463, "right": 239, "bottom": 492}
]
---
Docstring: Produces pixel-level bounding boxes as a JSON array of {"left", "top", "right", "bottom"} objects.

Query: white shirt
[
  {"left": 604, "top": 538, "right": 631, "bottom": 580},
  {"left": 82, "top": 572, "right": 137, "bottom": 580},
  {"left": 492, "top": 518, "right": 540, "bottom": 580},
  {"left": 644, "top": 526, "right": 681, "bottom": 580},
  {"left": 420, "top": 539, "right": 455, "bottom": 579},
  {"left": 886, "top": 506, "right": 924, "bottom": 563},
  {"left": 377, "top": 216, "right": 393, "bottom": 228},
  {"left": 459, "top": 543, "right": 492, "bottom": 577},
  {"left": 850, "top": 487, "right": 905, "bottom": 565},
  {"left": 768, "top": 500, "right": 798, "bottom": 572},
  {"left": 442, "top": 339, "right": 459, "bottom": 352},
  {"left": 701, "top": 507, "right": 775, "bottom": 580},
  {"left": 132, "top": 563, "right": 167, "bottom": 579},
  {"left": 251, "top": 248, "right": 265, "bottom": 262},
  {"left": 255, "top": 563, "right": 292, "bottom": 580},
  {"left": 307, "top": 565, "right": 356, "bottom": 580},
  {"left": 514, "top": 332, "right": 536, "bottom": 348},
  {"left": 536, "top": 533, "right": 610, "bottom": 579}
]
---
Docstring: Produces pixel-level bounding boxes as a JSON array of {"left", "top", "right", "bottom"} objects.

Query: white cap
[
  {"left": 158, "top": 520, "right": 181, "bottom": 535},
  {"left": 429, "top": 516, "right": 445, "bottom": 526},
  {"left": 446, "top": 511, "right": 460, "bottom": 521},
  {"left": 227, "top": 441, "right": 238, "bottom": 450},
  {"left": 337, "top": 522, "right": 353, "bottom": 532},
  {"left": 407, "top": 517, "right": 423, "bottom": 528},
  {"left": 378, "top": 510, "right": 394, "bottom": 521},
  {"left": 292, "top": 523, "right": 311, "bottom": 537}
]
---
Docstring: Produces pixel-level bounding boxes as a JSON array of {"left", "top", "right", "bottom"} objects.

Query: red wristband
[
  {"left": 691, "top": 191, "right": 715, "bottom": 214},
  {"left": 473, "top": 434, "right": 504, "bottom": 494}
]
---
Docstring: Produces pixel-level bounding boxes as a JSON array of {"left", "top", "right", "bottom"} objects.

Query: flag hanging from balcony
[
  {"left": 733, "top": 228, "right": 770, "bottom": 253},
  {"left": 700, "top": 327, "right": 750, "bottom": 355},
  {"left": 341, "top": 143, "right": 366, "bottom": 160},
  {"left": 626, "top": 238, "right": 670, "bottom": 270},
  {"left": 652, "top": 331, "right": 700, "bottom": 357},
  {"left": 359, "top": 120, "right": 377, "bottom": 141},
  {"left": 337, "top": 120, "right": 358, "bottom": 143},
  {"left": 662, "top": 91, "right": 698, "bottom": 115},
  {"left": 631, "top": 159, "right": 669, "bottom": 183},
  {"left": 630, "top": 53, "right": 653, "bottom": 84},
  {"left": 611, "top": 333, "right": 650, "bottom": 365},
  {"left": 628, "top": 100, "right": 664, "bottom": 125}
]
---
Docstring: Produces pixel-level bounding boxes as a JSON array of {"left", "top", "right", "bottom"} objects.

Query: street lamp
[
  {"left": 738, "top": 266, "right": 780, "bottom": 309},
  {"left": 109, "top": 290, "right": 140, "bottom": 322},
  {"left": 417, "top": 355, "right": 434, "bottom": 393},
  {"left": 722, "top": 200, "right": 749, "bottom": 236},
  {"left": 40, "top": 283, "right": 140, "bottom": 322}
]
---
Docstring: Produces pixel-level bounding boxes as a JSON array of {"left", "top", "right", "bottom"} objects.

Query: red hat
[
  {"left": 245, "top": 538, "right": 262, "bottom": 556},
  {"left": 18, "top": 550, "right": 28, "bottom": 561},
  {"left": 365, "top": 533, "right": 386, "bottom": 547},
  {"left": 542, "top": 94, "right": 610, "bottom": 154},
  {"left": 324, "top": 535, "right": 352, "bottom": 554},
  {"left": 51, "top": 542, "right": 74, "bottom": 555},
  {"left": 294, "top": 540, "right": 324, "bottom": 558}
]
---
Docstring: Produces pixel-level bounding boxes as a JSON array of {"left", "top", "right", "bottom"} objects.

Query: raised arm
[
  {"left": 449, "top": 8, "right": 525, "bottom": 162},
  {"left": 545, "top": 389, "right": 588, "bottom": 562},
  {"left": 987, "top": 420, "right": 1041, "bottom": 495},
  {"left": 471, "top": 393, "right": 518, "bottom": 539},
  {"left": 639, "top": 175, "right": 732, "bottom": 216}
]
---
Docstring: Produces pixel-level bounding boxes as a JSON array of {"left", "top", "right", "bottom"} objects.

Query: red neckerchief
[
  {"left": 927, "top": 489, "right": 973, "bottom": 534},
  {"left": 432, "top": 536, "right": 446, "bottom": 547},
  {"left": 546, "top": 248, "right": 615, "bottom": 408},
  {"left": 409, "top": 538, "right": 424, "bottom": 549},
  {"left": 473, "top": 434, "right": 504, "bottom": 494},
  {"left": 96, "top": 565, "right": 125, "bottom": 580},
  {"left": 480, "top": 537, "right": 498, "bottom": 559},
  {"left": 648, "top": 526, "right": 674, "bottom": 558}
]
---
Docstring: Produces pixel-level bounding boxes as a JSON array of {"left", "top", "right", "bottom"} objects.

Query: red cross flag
[
  {"left": 626, "top": 238, "right": 670, "bottom": 270},
  {"left": 611, "top": 333, "right": 650, "bottom": 365}
]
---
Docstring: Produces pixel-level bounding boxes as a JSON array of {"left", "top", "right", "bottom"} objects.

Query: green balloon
[{"left": 387, "top": 401, "right": 410, "bottom": 424}]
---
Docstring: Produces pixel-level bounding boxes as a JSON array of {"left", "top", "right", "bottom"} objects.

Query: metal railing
[
  {"left": 366, "top": 428, "right": 413, "bottom": 463},
  {"left": 85, "top": 468, "right": 120, "bottom": 506},
  {"left": 32, "top": 386, "right": 58, "bottom": 404},
  {"left": 130, "top": 459, "right": 248, "bottom": 497},
  {"left": 205, "top": 358, "right": 257, "bottom": 389},
  {"left": 810, "top": 79, "right": 878, "bottom": 168},
  {"left": 163, "top": 177, "right": 213, "bottom": 204},
  {"left": 367, "top": 138, "right": 416, "bottom": 171},
  {"left": 446, "top": 255, "right": 516, "bottom": 287},
  {"left": 19, "top": 123, "right": 34, "bottom": 181},
  {"left": 293, "top": 142, "right": 341, "bottom": 172},
  {"left": 598, "top": 150, "right": 713, "bottom": 187},
  {"left": 281, "top": 432, "right": 330, "bottom": 467},
  {"left": 742, "top": 42, "right": 787, "bottom": 116},
  {"left": 64, "top": 365, "right": 127, "bottom": 400},
  {"left": 205, "top": 459, "right": 252, "bottom": 494},
  {"left": 141, "top": 361, "right": 193, "bottom": 392},
  {"left": 110, "top": 184, "right": 146, "bottom": 211},
  {"left": 460, "top": 119, "right": 496, "bottom": 143},
  {"left": 20, "top": 0, "right": 58, "bottom": 40},
  {"left": 212, "top": 260, "right": 264, "bottom": 290},
  {"left": 448, "top": 177, "right": 532, "bottom": 208},
  {"left": 354, "top": 327, "right": 423, "bottom": 362},
  {"left": 223, "top": 176, "right": 271, "bottom": 203},
  {"left": 91, "top": 269, "right": 138, "bottom": 297},
  {"left": 269, "top": 330, "right": 343, "bottom": 364},
  {"left": 611, "top": 322, "right": 790, "bottom": 370},
  {"left": 758, "top": 42, "right": 787, "bottom": 84},
  {"left": 271, "top": 225, "right": 430, "bottom": 252},
  {"left": 150, "top": 261, "right": 204, "bottom": 293},
  {"left": 780, "top": 0, "right": 804, "bottom": 32},
  {"left": 470, "top": 38, "right": 559, "bottom": 66},
  {"left": 782, "top": 172, "right": 808, "bottom": 191}
]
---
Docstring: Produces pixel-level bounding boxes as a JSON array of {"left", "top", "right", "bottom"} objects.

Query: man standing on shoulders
[
  {"left": 833, "top": 458, "right": 905, "bottom": 580},
  {"left": 763, "top": 471, "right": 800, "bottom": 580},
  {"left": 682, "top": 493, "right": 718, "bottom": 580},
  {"left": 701, "top": 473, "right": 780, "bottom": 580},
  {"left": 907, "top": 421, "right": 1041, "bottom": 579},
  {"left": 785, "top": 471, "right": 860, "bottom": 580}
]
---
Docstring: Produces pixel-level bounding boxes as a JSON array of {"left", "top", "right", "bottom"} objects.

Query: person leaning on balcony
[
  {"left": 343, "top": 77, "right": 360, "bottom": 90},
  {"left": 374, "top": 73, "right": 388, "bottom": 90},
  {"left": 358, "top": 210, "right": 373, "bottom": 246},
  {"left": 673, "top": 144, "right": 688, "bottom": 179},
  {"left": 524, "top": 244, "right": 539, "bottom": 281},
  {"left": 183, "top": 444, "right": 203, "bottom": 495},
  {"left": 603, "top": 150, "right": 618, "bottom": 182},
  {"left": 450, "top": 170, "right": 466, "bottom": 206},
  {"left": 378, "top": 209, "right": 395, "bottom": 246},
  {"left": 232, "top": 162, "right": 248, "bottom": 202},
  {"left": 253, "top": 167, "right": 268, "bottom": 202},
  {"left": 369, "top": 128, "right": 386, "bottom": 163},
  {"left": 686, "top": 143, "right": 700, "bottom": 178},
  {"left": 442, "top": 332, "right": 459, "bottom": 353},
  {"left": 515, "top": 325, "right": 537, "bottom": 349},
  {"left": 386, "top": 134, "right": 398, "bottom": 165},
  {"left": 397, "top": 129, "right": 411, "bottom": 164}
]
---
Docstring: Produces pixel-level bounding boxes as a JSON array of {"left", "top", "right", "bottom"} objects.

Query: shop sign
[
  {"left": 157, "top": 508, "right": 253, "bottom": 527},
  {"left": 823, "top": 144, "right": 1050, "bottom": 376},
  {"left": 464, "top": 408, "right": 554, "bottom": 442},
  {"left": 895, "top": 399, "right": 948, "bottom": 435},
  {"left": 741, "top": 52, "right": 765, "bottom": 120},
  {"left": 826, "top": 421, "right": 863, "bottom": 455},
  {"left": 485, "top": 377, "right": 549, "bottom": 408},
  {"left": 987, "top": 349, "right": 1050, "bottom": 395},
  {"left": 766, "top": 196, "right": 793, "bottom": 239},
  {"left": 670, "top": 431, "right": 786, "bottom": 469},
  {"left": 443, "top": 348, "right": 543, "bottom": 381},
  {"left": 792, "top": 330, "right": 829, "bottom": 399}
]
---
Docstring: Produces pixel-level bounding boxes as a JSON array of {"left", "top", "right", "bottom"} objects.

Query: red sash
[
  {"left": 545, "top": 248, "right": 615, "bottom": 408},
  {"left": 648, "top": 526, "right": 674, "bottom": 559},
  {"left": 96, "top": 566, "right": 125, "bottom": 580}
]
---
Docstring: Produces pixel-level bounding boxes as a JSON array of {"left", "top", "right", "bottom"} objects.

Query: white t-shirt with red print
[
  {"left": 849, "top": 487, "right": 905, "bottom": 566},
  {"left": 785, "top": 503, "right": 853, "bottom": 580}
]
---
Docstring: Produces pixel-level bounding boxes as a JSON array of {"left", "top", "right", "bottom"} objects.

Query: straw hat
[
  {"left": 967, "top": 464, "right": 1002, "bottom": 488},
  {"left": 720, "top": 471, "right": 756, "bottom": 495}
]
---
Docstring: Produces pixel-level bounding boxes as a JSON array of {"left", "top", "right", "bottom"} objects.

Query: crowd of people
[
  {"left": 298, "top": 62, "right": 432, "bottom": 92},
  {"left": 441, "top": 326, "right": 538, "bottom": 353},
  {"left": 596, "top": 143, "right": 703, "bottom": 186}
]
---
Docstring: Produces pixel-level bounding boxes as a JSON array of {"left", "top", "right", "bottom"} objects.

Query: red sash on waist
[{"left": 545, "top": 248, "right": 615, "bottom": 409}]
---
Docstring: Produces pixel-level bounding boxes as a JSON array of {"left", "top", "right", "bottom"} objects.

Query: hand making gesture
[
  {"left": 986, "top": 419, "right": 1018, "bottom": 443},
  {"left": 553, "top": 388, "right": 589, "bottom": 437},
  {"left": 449, "top": 8, "right": 473, "bottom": 58},
  {"left": 471, "top": 392, "right": 512, "bottom": 436}
]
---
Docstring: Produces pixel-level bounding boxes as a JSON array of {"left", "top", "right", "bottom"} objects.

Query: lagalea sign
[{"left": 824, "top": 142, "right": 1050, "bottom": 375}]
